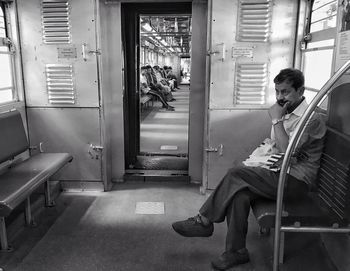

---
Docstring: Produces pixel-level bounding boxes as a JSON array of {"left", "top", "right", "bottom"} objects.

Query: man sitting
[
  {"left": 165, "top": 66, "right": 179, "bottom": 90},
  {"left": 140, "top": 66, "right": 174, "bottom": 111},
  {"left": 145, "top": 65, "right": 175, "bottom": 102},
  {"left": 153, "top": 65, "right": 176, "bottom": 93},
  {"left": 172, "top": 68, "right": 326, "bottom": 270}
]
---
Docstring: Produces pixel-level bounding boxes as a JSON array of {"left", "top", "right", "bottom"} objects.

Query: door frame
[{"left": 121, "top": 2, "right": 192, "bottom": 170}]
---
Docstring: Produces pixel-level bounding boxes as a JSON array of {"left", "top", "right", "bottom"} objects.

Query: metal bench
[
  {"left": 140, "top": 94, "right": 154, "bottom": 111},
  {"left": 251, "top": 127, "right": 350, "bottom": 258},
  {"left": 251, "top": 63, "right": 350, "bottom": 270},
  {"left": 0, "top": 110, "right": 73, "bottom": 251}
]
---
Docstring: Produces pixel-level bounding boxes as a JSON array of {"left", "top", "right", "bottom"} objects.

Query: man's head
[
  {"left": 145, "top": 65, "right": 152, "bottom": 73},
  {"left": 141, "top": 66, "right": 147, "bottom": 75},
  {"left": 273, "top": 68, "right": 305, "bottom": 110}
]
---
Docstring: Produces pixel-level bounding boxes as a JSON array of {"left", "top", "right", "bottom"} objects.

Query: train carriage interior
[{"left": 1, "top": 0, "right": 350, "bottom": 270}]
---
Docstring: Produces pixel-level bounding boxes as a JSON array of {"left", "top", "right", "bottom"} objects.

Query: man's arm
[{"left": 268, "top": 102, "right": 290, "bottom": 152}]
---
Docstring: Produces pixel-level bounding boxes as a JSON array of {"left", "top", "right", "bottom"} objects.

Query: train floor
[
  {"left": 0, "top": 181, "right": 340, "bottom": 271},
  {"left": 140, "top": 84, "right": 189, "bottom": 156}
]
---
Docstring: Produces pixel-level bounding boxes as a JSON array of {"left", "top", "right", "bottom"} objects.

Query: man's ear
[{"left": 297, "top": 86, "right": 305, "bottom": 96}]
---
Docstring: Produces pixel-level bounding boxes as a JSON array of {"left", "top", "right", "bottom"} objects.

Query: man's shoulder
[
  {"left": 308, "top": 109, "right": 327, "bottom": 126},
  {"left": 304, "top": 110, "right": 327, "bottom": 138}
]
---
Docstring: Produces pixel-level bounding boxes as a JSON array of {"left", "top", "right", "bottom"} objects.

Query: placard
[
  {"left": 57, "top": 47, "right": 78, "bottom": 59},
  {"left": 232, "top": 46, "right": 254, "bottom": 58}
]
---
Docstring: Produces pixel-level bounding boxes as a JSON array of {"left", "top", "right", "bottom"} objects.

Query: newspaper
[{"left": 242, "top": 138, "right": 284, "bottom": 172}]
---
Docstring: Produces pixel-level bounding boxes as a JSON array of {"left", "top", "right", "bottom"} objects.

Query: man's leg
[
  {"left": 209, "top": 190, "right": 255, "bottom": 270},
  {"left": 172, "top": 166, "right": 274, "bottom": 237},
  {"left": 225, "top": 189, "right": 258, "bottom": 252},
  {"left": 148, "top": 89, "right": 174, "bottom": 111},
  {"left": 199, "top": 166, "right": 277, "bottom": 224}
]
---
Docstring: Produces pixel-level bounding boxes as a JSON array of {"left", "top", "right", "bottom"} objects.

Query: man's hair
[{"left": 273, "top": 68, "right": 305, "bottom": 90}]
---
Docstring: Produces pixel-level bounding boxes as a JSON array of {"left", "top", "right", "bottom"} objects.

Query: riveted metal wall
[
  {"left": 206, "top": 0, "right": 298, "bottom": 189},
  {"left": 17, "top": 0, "right": 103, "bottom": 186},
  {"left": 18, "top": 0, "right": 99, "bottom": 107},
  {"left": 26, "top": 108, "right": 101, "bottom": 181}
]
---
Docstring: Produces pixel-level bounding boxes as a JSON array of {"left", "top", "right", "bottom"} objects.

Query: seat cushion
[{"left": 0, "top": 153, "right": 72, "bottom": 216}]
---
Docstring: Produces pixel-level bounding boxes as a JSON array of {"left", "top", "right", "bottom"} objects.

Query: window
[
  {"left": 0, "top": 2, "right": 16, "bottom": 104},
  {"left": 301, "top": 0, "right": 337, "bottom": 103}
]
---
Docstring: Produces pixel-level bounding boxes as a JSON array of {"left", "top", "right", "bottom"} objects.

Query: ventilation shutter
[
  {"left": 46, "top": 64, "right": 75, "bottom": 104},
  {"left": 41, "top": 0, "right": 71, "bottom": 44},
  {"left": 235, "top": 63, "right": 267, "bottom": 105},
  {"left": 237, "top": 0, "right": 272, "bottom": 42}
]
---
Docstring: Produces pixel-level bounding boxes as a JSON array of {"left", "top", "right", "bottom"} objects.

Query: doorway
[{"left": 121, "top": 3, "right": 192, "bottom": 174}]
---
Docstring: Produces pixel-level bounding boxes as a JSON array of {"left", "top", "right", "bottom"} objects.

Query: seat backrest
[
  {"left": 316, "top": 83, "right": 350, "bottom": 225},
  {"left": 0, "top": 110, "right": 29, "bottom": 163}
]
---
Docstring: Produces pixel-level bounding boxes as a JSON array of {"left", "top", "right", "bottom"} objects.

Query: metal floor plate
[
  {"left": 135, "top": 155, "right": 188, "bottom": 170},
  {"left": 135, "top": 202, "right": 165, "bottom": 214}
]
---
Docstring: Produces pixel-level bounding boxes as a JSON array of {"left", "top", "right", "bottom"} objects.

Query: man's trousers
[{"left": 199, "top": 166, "right": 308, "bottom": 252}]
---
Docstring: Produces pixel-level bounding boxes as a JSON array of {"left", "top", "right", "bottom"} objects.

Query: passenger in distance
[
  {"left": 140, "top": 66, "right": 174, "bottom": 111},
  {"left": 172, "top": 68, "right": 326, "bottom": 270}
]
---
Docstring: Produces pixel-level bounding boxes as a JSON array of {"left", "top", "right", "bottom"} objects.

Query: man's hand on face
[{"left": 268, "top": 101, "right": 290, "bottom": 120}]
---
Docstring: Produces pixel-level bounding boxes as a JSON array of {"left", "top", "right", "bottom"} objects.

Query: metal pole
[
  {"left": 273, "top": 60, "right": 350, "bottom": 271},
  {"left": 44, "top": 180, "right": 55, "bottom": 207},
  {"left": 24, "top": 197, "right": 32, "bottom": 225},
  {"left": 281, "top": 226, "right": 350, "bottom": 233},
  {"left": 0, "top": 217, "right": 8, "bottom": 251}
]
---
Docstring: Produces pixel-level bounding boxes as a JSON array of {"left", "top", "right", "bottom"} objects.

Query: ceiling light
[{"left": 142, "top": 23, "right": 152, "bottom": 32}]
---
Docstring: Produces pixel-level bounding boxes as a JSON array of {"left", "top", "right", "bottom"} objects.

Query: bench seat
[
  {"left": 0, "top": 152, "right": 72, "bottom": 217},
  {"left": 251, "top": 195, "right": 341, "bottom": 229},
  {"left": 0, "top": 110, "right": 72, "bottom": 251},
  {"left": 140, "top": 94, "right": 152, "bottom": 104}
]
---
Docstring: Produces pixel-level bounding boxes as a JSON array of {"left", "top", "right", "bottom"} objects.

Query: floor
[
  {"left": 0, "top": 182, "right": 340, "bottom": 271},
  {"left": 140, "top": 85, "right": 190, "bottom": 156}
]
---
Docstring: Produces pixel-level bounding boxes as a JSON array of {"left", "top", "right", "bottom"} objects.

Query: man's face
[
  {"left": 275, "top": 81, "right": 304, "bottom": 109},
  {"left": 141, "top": 69, "right": 146, "bottom": 75}
]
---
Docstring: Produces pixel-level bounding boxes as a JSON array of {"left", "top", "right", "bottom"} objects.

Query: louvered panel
[
  {"left": 237, "top": 0, "right": 272, "bottom": 42},
  {"left": 46, "top": 64, "right": 75, "bottom": 104},
  {"left": 235, "top": 63, "right": 267, "bottom": 105},
  {"left": 41, "top": 0, "right": 71, "bottom": 44}
]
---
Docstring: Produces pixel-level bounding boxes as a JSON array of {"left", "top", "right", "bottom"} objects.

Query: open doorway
[{"left": 122, "top": 3, "right": 192, "bottom": 174}]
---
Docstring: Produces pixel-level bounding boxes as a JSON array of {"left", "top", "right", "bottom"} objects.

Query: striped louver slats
[
  {"left": 46, "top": 64, "right": 75, "bottom": 104},
  {"left": 41, "top": 0, "right": 71, "bottom": 44},
  {"left": 237, "top": 0, "right": 272, "bottom": 42},
  {"left": 235, "top": 63, "right": 267, "bottom": 105}
]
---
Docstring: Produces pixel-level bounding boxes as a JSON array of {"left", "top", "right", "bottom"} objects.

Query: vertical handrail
[{"left": 273, "top": 60, "right": 350, "bottom": 271}]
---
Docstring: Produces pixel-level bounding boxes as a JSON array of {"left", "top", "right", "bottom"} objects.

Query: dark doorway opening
[{"left": 121, "top": 3, "right": 192, "bottom": 174}]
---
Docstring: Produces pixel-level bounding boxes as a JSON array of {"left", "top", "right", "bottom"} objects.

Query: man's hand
[{"left": 268, "top": 101, "right": 290, "bottom": 120}]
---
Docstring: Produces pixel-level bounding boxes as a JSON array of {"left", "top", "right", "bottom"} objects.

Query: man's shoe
[
  {"left": 172, "top": 215, "right": 214, "bottom": 237},
  {"left": 166, "top": 106, "right": 175, "bottom": 111},
  {"left": 211, "top": 249, "right": 249, "bottom": 270}
]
